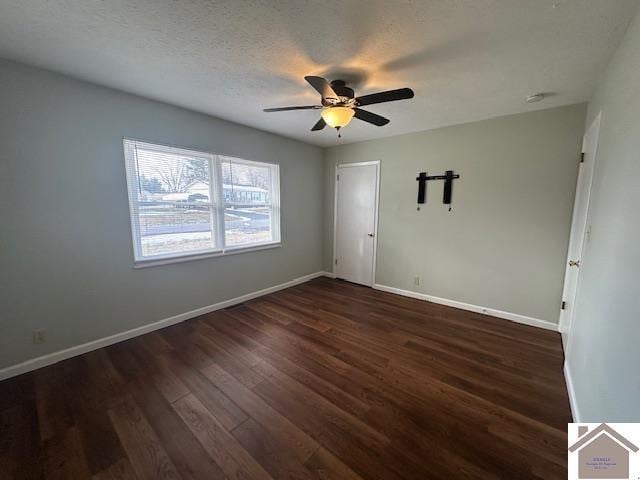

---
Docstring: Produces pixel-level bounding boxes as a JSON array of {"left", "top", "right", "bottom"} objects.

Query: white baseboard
[
  {"left": 564, "top": 362, "right": 580, "bottom": 422},
  {"left": 0, "top": 273, "right": 555, "bottom": 381},
  {"left": 373, "top": 284, "right": 558, "bottom": 332},
  {"left": 0, "top": 271, "right": 328, "bottom": 381}
]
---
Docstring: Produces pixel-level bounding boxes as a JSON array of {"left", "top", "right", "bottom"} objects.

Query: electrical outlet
[
  {"left": 413, "top": 276, "right": 420, "bottom": 286},
  {"left": 32, "top": 329, "right": 46, "bottom": 344}
]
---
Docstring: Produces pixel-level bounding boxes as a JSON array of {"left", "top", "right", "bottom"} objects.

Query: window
[{"left": 123, "top": 139, "right": 280, "bottom": 265}]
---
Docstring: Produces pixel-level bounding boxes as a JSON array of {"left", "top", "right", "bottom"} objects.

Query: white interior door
[
  {"left": 334, "top": 162, "right": 379, "bottom": 286},
  {"left": 559, "top": 113, "right": 601, "bottom": 348}
]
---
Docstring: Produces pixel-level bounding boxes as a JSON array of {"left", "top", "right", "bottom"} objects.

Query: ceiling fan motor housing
[{"left": 327, "top": 80, "right": 355, "bottom": 105}]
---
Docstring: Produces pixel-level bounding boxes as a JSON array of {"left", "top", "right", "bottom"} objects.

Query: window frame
[
  {"left": 219, "top": 155, "right": 281, "bottom": 252},
  {"left": 123, "top": 138, "right": 281, "bottom": 268}
]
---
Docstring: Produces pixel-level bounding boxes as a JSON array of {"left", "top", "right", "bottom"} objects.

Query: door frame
[
  {"left": 562, "top": 112, "right": 601, "bottom": 354},
  {"left": 332, "top": 160, "right": 381, "bottom": 287}
]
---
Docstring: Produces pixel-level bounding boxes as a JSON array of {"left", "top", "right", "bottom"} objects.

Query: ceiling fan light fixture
[
  {"left": 321, "top": 106, "right": 354, "bottom": 129},
  {"left": 263, "top": 76, "right": 413, "bottom": 133}
]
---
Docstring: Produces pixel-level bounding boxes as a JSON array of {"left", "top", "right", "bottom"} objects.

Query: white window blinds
[{"left": 123, "top": 139, "right": 280, "bottom": 265}]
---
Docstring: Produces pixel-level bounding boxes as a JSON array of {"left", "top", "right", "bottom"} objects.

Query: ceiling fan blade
[
  {"left": 304, "top": 76, "right": 339, "bottom": 101},
  {"left": 311, "top": 118, "right": 326, "bottom": 131},
  {"left": 356, "top": 88, "right": 414, "bottom": 107},
  {"left": 263, "top": 105, "right": 321, "bottom": 112},
  {"left": 353, "top": 108, "right": 390, "bottom": 126}
]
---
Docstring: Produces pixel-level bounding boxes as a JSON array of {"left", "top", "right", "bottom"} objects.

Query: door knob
[
  {"left": 568, "top": 260, "right": 580, "bottom": 267},
  {"left": 367, "top": 233, "right": 375, "bottom": 237}
]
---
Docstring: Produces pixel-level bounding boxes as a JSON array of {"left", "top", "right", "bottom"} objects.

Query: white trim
[
  {"left": 333, "top": 160, "right": 381, "bottom": 287},
  {"left": 336, "top": 160, "right": 381, "bottom": 168},
  {"left": 133, "top": 242, "right": 282, "bottom": 269},
  {"left": 211, "top": 152, "right": 224, "bottom": 249},
  {"left": 332, "top": 163, "right": 338, "bottom": 275},
  {"left": 0, "top": 271, "right": 327, "bottom": 381},
  {"left": 373, "top": 284, "right": 558, "bottom": 331},
  {"left": 371, "top": 162, "right": 381, "bottom": 286},
  {"left": 270, "top": 163, "right": 282, "bottom": 245},
  {"left": 564, "top": 362, "right": 581, "bottom": 422}
]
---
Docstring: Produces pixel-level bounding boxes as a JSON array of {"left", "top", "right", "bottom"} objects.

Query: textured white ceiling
[{"left": 0, "top": 0, "right": 637, "bottom": 146}]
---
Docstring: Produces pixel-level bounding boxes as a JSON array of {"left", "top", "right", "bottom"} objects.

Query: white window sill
[{"left": 132, "top": 242, "right": 282, "bottom": 269}]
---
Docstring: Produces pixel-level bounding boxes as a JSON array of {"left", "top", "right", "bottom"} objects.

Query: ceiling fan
[{"left": 263, "top": 76, "right": 414, "bottom": 137}]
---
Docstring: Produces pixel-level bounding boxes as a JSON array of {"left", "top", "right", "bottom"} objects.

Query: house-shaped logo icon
[{"left": 569, "top": 424, "right": 639, "bottom": 479}]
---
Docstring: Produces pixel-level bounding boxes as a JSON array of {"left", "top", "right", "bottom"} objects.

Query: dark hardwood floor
[{"left": 0, "top": 277, "right": 571, "bottom": 479}]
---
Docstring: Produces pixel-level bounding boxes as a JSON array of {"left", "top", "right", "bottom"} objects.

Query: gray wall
[
  {"left": 0, "top": 60, "right": 324, "bottom": 369},
  {"left": 324, "top": 104, "right": 586, "bottom": 323},
  {"left": 567, "top": 7, "right": 640, "bottom": 421}
]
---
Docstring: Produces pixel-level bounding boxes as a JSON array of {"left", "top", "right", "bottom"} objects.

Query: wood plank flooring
[{"left": 0, "top": 277, "right": 571, "bottom": 479}]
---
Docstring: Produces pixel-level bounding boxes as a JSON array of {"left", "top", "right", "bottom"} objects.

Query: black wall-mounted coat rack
[{"left": 416, "top": 170, "right": 460, "bottom": 209}]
